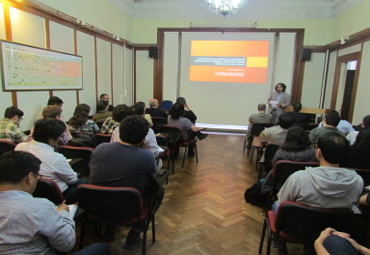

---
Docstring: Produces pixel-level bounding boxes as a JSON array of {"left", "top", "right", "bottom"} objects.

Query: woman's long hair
[
  {"left": 352, "top": 128, "right": 370, "bottom": 154},
  {"left": 281, "top": 126, "right": 312, "bottom": 152},
  {"left": 169, "top": 103, "right": 184, "bottom": 120},
  {"left": 68, "top": 104, "right": 90, "bottom": 128}
]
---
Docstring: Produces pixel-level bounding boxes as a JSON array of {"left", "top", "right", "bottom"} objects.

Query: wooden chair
[
  {"left": 259, "top": 201, "right": 359, "bottom": 255},
  {"left": 77, "top": 184, "right": 157, "bottom": 255},
  {"left": 0, "top": 140, "right": 16, "bottom": 156}
]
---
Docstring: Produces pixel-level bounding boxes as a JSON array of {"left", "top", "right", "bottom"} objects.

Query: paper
[{"left": 270, "top": 100, "right": 279, "bottom": 107}]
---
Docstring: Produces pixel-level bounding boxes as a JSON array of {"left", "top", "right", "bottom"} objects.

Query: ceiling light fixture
[{"left": 208, "top": 0, "right": 241, "bottom": 17}]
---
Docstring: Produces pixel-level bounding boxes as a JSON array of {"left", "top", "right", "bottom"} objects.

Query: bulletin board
[{"left": 0, "top": 40, "right": 83, "bottom": 91}]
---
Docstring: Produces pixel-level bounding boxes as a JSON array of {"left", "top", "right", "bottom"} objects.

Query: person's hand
[
  {"left": 276, "top": 103, "right": 281, "bottom": 107},
  {"left": 57, "top": 200, "right": 69, "bottom": 212},
  {"left": 185, "top": 104, "right": 190, "bottom": 110},
  {"left": 316, "top": 228, "right": 335, "bottom": 244}
]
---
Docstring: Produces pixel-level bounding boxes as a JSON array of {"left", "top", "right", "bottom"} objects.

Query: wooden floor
[{"left": 77, "top": 133, "right": 305, "bottom": 255}]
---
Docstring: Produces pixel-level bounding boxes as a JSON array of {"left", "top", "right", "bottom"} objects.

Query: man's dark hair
[
  {"left": 257, "top": 104, "right": 266, "bottom": 111},
  {"left": 176, "top": 97, "right": 187, "bottom": 105},
  {"left": 4, "top": 106, "right": 24, "bottom": 119},
  {"left": 292, "top": 102, "right": 302, "bottom": 112},
  {"left": 112, "top": 104, "right": 129, "bottom": 122},
  {"left": 169, "top": 103, "right": 184, "bottom": 120},
  {"left": 47, "top": 96, "right": 63, "bottom": 106},
  {"left": 363, "top": 115, "right": 370, "bottom": 127},
  {"left": 317, "top": 132, "right": 349, "bottom": 164},
  {"left": 119, "top": 115, "right": 149, "bottom": 145},
  {"left": 97, "top": 100, "right": 109, "bottom": 112},
  {"left": 325, "top": 112, "right": 341, "bottom": 127},
  {"left": 279, "top": 112, "right": 295, "bottom": 129},
  {"left": 33, "top": 119, "right": 66, "bottom": 144},
  {"left": 0, "top": 151, "right": 41, "bottom": 184},
  {"left": 128, "top": 103, "right": 145, "bottom": 116},
  {"left": 275, "top": 83, "right": 286, "bottom": 92},
  {"left": 99, "top": 94, "right": 108, "bottom": 100}
]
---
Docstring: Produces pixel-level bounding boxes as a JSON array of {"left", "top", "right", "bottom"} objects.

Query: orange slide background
[{"left": 189, "top": 40, "right": 269, "bottom": 83}]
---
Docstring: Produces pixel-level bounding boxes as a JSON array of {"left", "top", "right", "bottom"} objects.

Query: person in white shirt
[
  {"left": 346, "top": 114, "right": 370, "bottom": 145},
  {"left": 318, "top": 110, "right": 355, "bottom": 135}
]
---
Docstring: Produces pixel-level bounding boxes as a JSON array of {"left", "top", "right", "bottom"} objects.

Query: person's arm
[
  {"left": 359, "top": 193, "right": 369, "bottom": 206},
  {"left": 280, "top": 93, "right": 291, "bottom": 108},
  {"left": 314, "top": 228, "right": 333, "bottom": 255},
  {"left": 145, "top": 128, "right": 163, "bottom": 158},
  {"left": 54, "top": 155, "right": 78, "bottom": 184},
  {"left": 11, "top": 125, "right": 29, "bottom": 143},
  {"left": 277, "top": 174, "right": 300, "bottom": 203}
]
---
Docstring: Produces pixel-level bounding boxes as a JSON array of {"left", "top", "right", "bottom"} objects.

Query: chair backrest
[
  {"left": 0, "top": 140, "right": 16, "bottom": 156},
  {"left": 94, "top": 133, "right": 112, "bottom": 145},
  {"left": 95, "top": 121, "right": 104, "bottom": 129},
  {"left": 57, "top": 145, "right": 94, "bottom": 177},
  {"left": 272, "top": 160, "right": 319, "bottom": 194},
  {"left": 77, "top": 184, "right": 144, "bottom": 224},
  {"left": 33, "top": 178, "right": 64, "bottom": 204},
  {"left": 348, "top": 168, "right": 370, "bottom": 186},
  {"left": 250, "top": 123, "right": 273, "bottom": 137},
  {"left": 262, "top": 143, "right": 280, "bottom": 169},
  {"left": 151, "top": 117, "right": 167, "bottom": 134},
  {"left": 275, "top": 201, "right": 356, "bottom": 245},
  {"left": 161, "top": 125, "right": 185, "bottom": 144},
  {"left": 160, "top": 100, "right": 173, "bottom": 112}
]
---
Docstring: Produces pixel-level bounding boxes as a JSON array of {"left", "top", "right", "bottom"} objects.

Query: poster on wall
[{"left": 0, "top": 40, "right": 83, "bottom": 91}]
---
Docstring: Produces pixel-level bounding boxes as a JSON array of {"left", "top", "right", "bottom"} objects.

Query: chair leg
[
  {"left": 266, "top": 220, "right": 272, "bottom": 255},
  {"left": 79, "top": 221, "right": 86, "bottom": 250},
  {"left": 171, "top": 157, "right": 175, "bottom": 174},
  {"left": 258, "top": 218, "right": 267, "bottom": 254},
  {"left": 182, "top": 146, "right": 188, "bottom": 168},
  {"left": 194, "top": 143, "right": 198, "bottom": 163},
  {"left": 250, "top": 147, "right": 255, "bottom": 163},
  {"left": 243, "top": 138, "right": 246, "bottom": 152},
  {"left": 151, "top": 215, "right": 156, "bottom": 243},
  {"left": 142, "top": 229, "right": 147, "bottom": 255}
]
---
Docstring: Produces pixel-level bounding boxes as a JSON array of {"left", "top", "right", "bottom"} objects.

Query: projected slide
[{"left": 189, "top": 40, "right": 269, "bottom": 83}]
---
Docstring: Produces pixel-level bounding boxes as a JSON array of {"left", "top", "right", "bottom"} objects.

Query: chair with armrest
[
  {"left": 156, "top": 135, "right": 175, "bottom": 175},
  {"left": 259, "top": 201, "right": 359, "bottom": 255},
  {"left": 151, "top": 117, "right": 167, "bottom": 134},
  {"left": 77, "top": 184, "right": 157, "bottom": 255},
  {"left": 94, "top": 133, "right": 112, "bottom": 145},
  {"left": 33, "top": 178, "right": 64, "bottom": 204},
  {"left": 161, "top": 125, "right": 198, "bottom": 168},
  {"left": 57, "top": 145, "right": 94, "bottom": 177},
  {"left": 0, "top": 140, "right": 16, "bottom": 156}
]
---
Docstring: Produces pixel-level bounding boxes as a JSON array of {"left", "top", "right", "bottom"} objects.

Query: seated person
[
  {"left": 291, "top": 102, "right": 309, "bottom": 128},
  {"left": 146, "top": 99, "right": 167, "bottom": 118},
  {"left": 176, "top": 97, "right": 197, "bottom": 124},
  {"left": 0, "top": 151, "right": 111, "bottom": 255},
  {"left": 259, "top": 112, "right": 295, "bottom": 144},
  {"left": 246, "top": 103, "right": 273, "bottom": 148},
  {"left": 275, "top": 132, "right": 363, "bottom": 211},
  {"left": 167, "top": 103, "right": 208, "bottom": 157},
  {"left": 309, "top": 111, "right": 345, "bottom": 144},
  {"left": 136, "top": 101, "right": 153, "bottom": 127},
  {"left": 67, "top": 104, "right": 101, "bottom": 134},
  {"left": 318, "top": 110, "right": 355, "bottom": 135},
  {"left": 34, "top": 96, "right": 64, "bottom": 123},
  {"left": 341, "top": 128, "right": 370, "bottom": 169},
  {"left": 99, "top": 93, "right": 114, "bottom": 112},
  {"left": 101, "top": 104, "right": 129, "bottom": 134},
  {"left": 347, "top": 114, "right": 370, "bottom": 145},
  {"left": 42, "top": 105, "right": 72, "bottom": 145},
  {"left": 15, "top": 119, "right": 85, "bottom": 203},
  {"left": 0, "top": 106, "right": 29, "bottom": 144},
  {"left": 94, "top": 100, "right": 112, "bottom": 124}
]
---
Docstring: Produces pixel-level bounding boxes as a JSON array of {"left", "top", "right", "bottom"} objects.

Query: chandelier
[{"left": 208, "top": 0, "right": 241, "bottom": 17}]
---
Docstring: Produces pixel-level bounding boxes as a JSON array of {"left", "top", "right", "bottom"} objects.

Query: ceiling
[{"left": 108, "top": 0, "right": 362, "bottom": 19}]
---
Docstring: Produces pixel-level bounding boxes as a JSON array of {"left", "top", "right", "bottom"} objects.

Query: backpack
[{"left": 244, "top": 178, "right": 268, "bottom": 208}]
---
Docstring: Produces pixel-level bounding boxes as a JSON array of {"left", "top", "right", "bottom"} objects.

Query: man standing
[{"left": 0, "top": 106, "right": 29, "bottom": 144}]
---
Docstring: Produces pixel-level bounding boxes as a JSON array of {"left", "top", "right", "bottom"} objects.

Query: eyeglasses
[{"left": 33, "top": 172, "right": 42, "bottom": 180}]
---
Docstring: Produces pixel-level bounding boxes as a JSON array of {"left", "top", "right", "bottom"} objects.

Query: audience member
[
  {"left": 146, "top": 99, "right": 167, "bottom": 118},
  {"left": 267, "top": 83, "right": 291, "bottom": 124},
  {"left": 0, "top": 106, "right": 29, "bottom": 144},
  {"left": 248, "top": 103, "right": 273, "bottom": 125},
  {"left": 309, "top": 111, "right": 345, "bottom": 144},
  {"left": 34, "top": 96, "right": 64, "bottom": 123},
  {"left": 259, "top": 112, "right": 295, "bottom": 144},
  {"left": 136, "top": 101, "right": 153, "bottom": 127},
  {"left": 168, "top": 103, "right": 208, "bottom": 157},
  {"left": 275, "top": 132, "right": 363, "bottom": 211},
  {"left": 15, "top": 119, "right": 86, "bottom": 203},
  {"left": 101, "top": 104, "right": 129, "bottom": 134},
  {"left": 341, "top": 128, "right": 370, "bottom": 169},
  {"left": 42, "top": 105, "right": 72, "bottom": 145},
  {"left": 291, "top": 102, "right": 309, "bottom": 127},
  {"left": 0, "top": 151, "right": 111, "bottom": 255},
  {"left": 99, "top": 93, "right": 114, "bottom": 112},
  {"left": 94, "top": 100, "right": 112, "bottom": 124},
  {"left": 176, "top": 97, "right": 197, "bottom": 124},
  {"left": 89, "top": 115, "right": 164, "bottom": 248},
  {"left": 318, "top": 110, "right": 355, "bottom": 135},
  {"left": 347, "top": 115, "right": 370, "bottom": 145},
  {"left": 67, "top": 104, "right": 101, "bottom": 134}
]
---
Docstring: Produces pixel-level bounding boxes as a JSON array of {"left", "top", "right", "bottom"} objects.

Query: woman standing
[{"left": 268, "top": 83, "right": 291, "bottom": 124}]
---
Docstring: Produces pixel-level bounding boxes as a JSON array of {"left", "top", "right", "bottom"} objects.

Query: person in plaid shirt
[
  {"left": 0, "top": 106, "right": 29, "bottom": 144},
  {"left": 101, "top": 104, "right": 129, "bottom": 134}
]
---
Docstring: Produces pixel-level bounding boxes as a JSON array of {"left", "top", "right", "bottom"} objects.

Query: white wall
[{"left": 135, "top": 50, "right": 154, "bottom": 105}]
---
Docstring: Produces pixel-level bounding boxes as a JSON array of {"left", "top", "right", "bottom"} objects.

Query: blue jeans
[
  {"left": 72, "top": 243, "right": 111, "bottom": 255},
  {"left": 323, "top": 235, "right": 360, "bottom": 255}
]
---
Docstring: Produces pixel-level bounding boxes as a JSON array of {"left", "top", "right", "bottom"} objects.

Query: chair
[
  {"left": 160, "top": 100, "right": 173, "bottom": 113},
  {"left": 257, "top": 143, "right": 280, "bottom": 179},
  {"left": 33, "top": 178, "right": 64, "bottom": 204},
  {"left": 161, "top": 125, "right": 198, "bottom": 168},
  {"left": 244, "top": 123, "right": 273, "bottom": 155},
  {"left": 0, "top": 140, "right": 16, "bottom": 156},
  {"left": 156, "top": 135, "right": 175, "bottom": 175},
  {"left": 259, "top": 201, "right": 358, "bottom": 255},
  {"left": 94, "top": 133, "right": 112, "bottom": 145},
  {"left": 151, "top": 117, "right": 167, "bottom": 134},
  {"left": 77, "top": 184, "right": 157, "bottom": 255},
  {"left": 349, "top": 168, "right": 370, "bottom": 186},
  {"left": 57, "top": 145, "right": 94, "bottom": 177}
]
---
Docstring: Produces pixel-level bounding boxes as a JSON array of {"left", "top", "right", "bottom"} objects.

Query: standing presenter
[{"left": 268, "top": 82, "right": 291, "bottom": 124}]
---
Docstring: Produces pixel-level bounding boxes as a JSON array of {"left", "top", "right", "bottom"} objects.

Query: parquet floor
[{"left": 77, "top": 133, "right": 305, "bottom": 255}]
